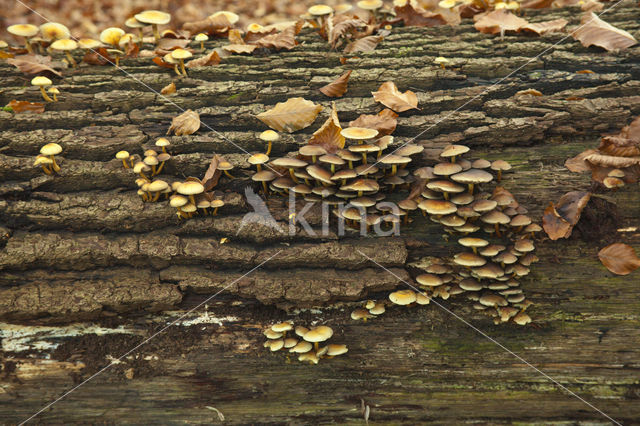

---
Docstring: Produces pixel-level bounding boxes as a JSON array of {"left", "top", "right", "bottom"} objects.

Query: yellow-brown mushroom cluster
[
  {"left": 263, "top": 322, "right": 347, "bottom": 364},
  {"left": 34, "top": 143, "right": 63, "bottom": 175},
  {"left": 351, "top": 299, "right": 386, "bottom": 321}
]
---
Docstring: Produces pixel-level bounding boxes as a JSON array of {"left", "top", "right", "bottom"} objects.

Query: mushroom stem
[
  {"left": 224, "top": 170, "right": 234, "bottom": 179},
  {"left": 443, "top": 192, "right": 449, "bottom": 200},
  {"left": 51, "top": 91, "right": 58, "bottom": 102},
  {"left": 138, "top": 171, "right": 149, "bottom": 181},
  {"left": 289, "top": 168, "right": 298, "bottom": 183},
  {"left": 200, "top": 40, "right": 204, "bottom": 51},
  {"left": 468, "top": 183, "right": 474, "bottom": 194},
  {"left": 212, "top": 207, "right": 219, "bottom": 215},
  {"left": 173, "top": 64, "right": 181, "bottom": 76},
  {"left": 129, "top": 157, "right": 135, "bottom": 168},
  {"left": 155, "top": 161, "right": 165, "bottom": 175},
  {"left": 137, "top": 28, "right": 144, "bottom": 45},
  {"left": 314, "top": 342, "right": 319, "bottom": 351},
  {"left": 497, "top": 170, "right": 502, "bottom": 181},
  {"left": 361, "top": 153, "right": 367, "bottom": 164},
  {"left": 311, "top": 155, "right": 317, "bottom": 164},
  {"left": 450, "top": 155, "right": 456, "bottom": 163},
  {"left": 261, "top": 181, "right": 269, "bottom": 195},
  {"left": 64, "top": 51, "right": 77, "bottom": 67},
  {"left": 41, "top": 164, "right": 52, "bottom": 175},
  {"left": 404, "top": 215, "right": 408, "bottom": 224},
  {"left": 391, "top": 164, "right": 397, "bottom": 175},
  {"left": 151, "top": 164, "right": 158, "bottom": 176},
  {"left": 176, "top": 209, "right": 185, "bottom": 220},
  {"left": 357, "top": 190, "right": 363, "bottom": 197},
  {"left": 348, "top": 160, "right": 354, "bottom": 169},
  {"left": 114, "top": 55, "right": 120, "bottom": 67},
  {"left": 266, "top": 141, "right": 272, "bottom": 156},
  {"left": 39, "top": 87, "right": 54, "bottom": 102},
  {"left": 25, "top": 38, "right": 33, "bottom": 53},
  {"left": 179, "top": 59, "right": 187, "bottom": 76},
  {"left": 48, "top": 155, "right": 60, "bottom": 173},
  {"left": 256, "top": 164, "right": 262, "bottom": 172},
  {"left": 121, "top": 159, "right": 129, "bottom": 168},
  {"left": 151, "top": 192, "right": 160, "bottom": 202},
  {"left": 189, "top": 195, "right": 196, "bottom": 205},
  {"left": 152, "top": 24, "right": 160, "bottom": 42},
  {"left": 440, "top": 63, "right": 445, "bottom": 70},
  {"left": 495, "top": 223, "right": 501, "bottom": 237}
]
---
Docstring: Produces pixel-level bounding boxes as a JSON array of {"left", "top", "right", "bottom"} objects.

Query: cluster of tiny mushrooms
[
  {"left": 21, "top": 2, "right": 540, "bottom": 330},
  {"left": 264, "top": 322, "right": 347, "bottom": 364}
]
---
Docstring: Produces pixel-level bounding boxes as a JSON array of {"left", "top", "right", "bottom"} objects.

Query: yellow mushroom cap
[
  {"left": 31, "top": 76, "right": 52, "bottom": 87},
  {"left": 155, "top": 137, "right": 170, "bottom": 147},
  {"left": 78, "top": 38, "right": 102, "bottom": 49},
  {"left": 34, "top": 155, "right": 53, "bottom": 166},
  {"left": 177, "top": 181, "right": 204, "bottom": 196},
  {"left": 116, "top": 150, "right": 130, "bottom": 160},
  {"left": 303, "top": 326, "right": 333, "bottom": 343},
  {"left": 144, "top": 156, "right": 159, "bottom": 166},
  {"left": 438, "top": 0, "right": 457, "bottom": 8},
  {"left": 163, "top": 53, "right": 178, "bottom": 64},
  {"left": 50, "top": 39, "right": 78, "bottom": 51},
  {"left": 357, "top": 0, "right": 384, "bottom": 10},
  {"left": 249, "top": 153, "right": 270, "bottom": 165},
  {"left": 99, "top": 27, "right": 125, "bottom": 45},
  {"left": 298, "top": 352, "right": 319, "bottom": 364},
  {"left": 389, "top": 289, "right": 417, "bottom": 305},
  {"left": 259, "top": 130, "right": 280, "bottom": 142},
  {"left": 271, "top": 321, "right": 293, "bottom": 332},
  {"left": 48, "top": 87, "right": 59, "bottom": 94},
  {"left": 290, "top": 341, "right": 313, "bottom": 353},
  {"left": 209, "top": 11, "right": 240, "bottom": 25},
  {"left": 8, "top": 24, "right": 39, "bottom": 37},
  {"left": 118, "top": 34, "right": 138, "bottom": 48},
  {"left": 340, "top": 127, "right": 379, "bottom": 140},
  {"left": 40, "top": 143, "right": 62, "bottom": 156},
  {"left": 147, "top": 180, "right": 169, "bottom": 192},
  {"left": 335, "top": 4, "right": 354, "bottom": 13},
  {"left": 169, "top": 195, "right": 188, "bottom": 208},
  {"left": 125, "top": 17, "right": 147, "bottom": 29},
  {"left": 0, "top": 40, "right": 7, "bottom": 48},
  {"left": 39, "top": 23, "right": 70, "bottom": 41},
  {"left": 326, "top": 344, "right": 348, "bottom": 356},
  {"left": 434, "top": 56, "right": 450, "bottom": 64},
  {"left": 194, "top": 33, "right": 208, "bottom": 41},
  {"left": 247, "top": 23, "right": 264, "bottom": 32},
  {"left": 171, "top": 48, "right": 192, "bottom": 60},
  {"left": 308, "top": 4, "right": 334, "bottom": 15},
  {"left": 135, "top": 10, "right": 171, "bottom": 25}
]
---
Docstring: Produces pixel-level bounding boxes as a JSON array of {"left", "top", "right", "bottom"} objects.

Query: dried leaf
[
  {"left": 474, "top": 10, "right": 528, "bottom": 35},
  {"left": 521, "top": 18, "right": 567, "bottom": 35},
  {"left": 343, "top": 35, "right": 383, "bottom": 54},
  {"left": 186, "top": 50, "right": 221, "bottom": 68},
  {"left": 157, "top": 38, "right": 191, "bottom": 51},
  {"left": 228, "top": 29, "right": 245, "bottom": 45},
  {"left": 515, "top": 88, "right": 543, "bottom": 96},
  {"left": 328, "top": 16, "right": 367, "bottom": 48},
  {"left": 202, "top": 154, "right": 223, "bottom": 191},
  {"left": 576, "top": 70, "right": 595, "bottom": 74},
  {"left": 244, "top": 28, "right": 277, "bottom": 44},
  {"left": 598, "top": 243, "right": 640, "bottom": 275},
  {"left": 7, "top": 54, "right": 62, "bottom": 77},
  {"left": 307, "top": 101, "right": 345, "bottom": 154},
  {"left": 223, "top": 44, "right": 257, "bottom": 54},
  {"left": 83, "top": 48, "right": 114, "bottom": 66},
  {"left": 161, "top": 82, "right": 176, "bottom": 95},
  {"left": 183, "top": 15, "right": 233, "bottom": 36},
  {"left": 394, "top": 3, "right": 450, "bottom": 27},
  {"left": 573, "top": 12, "right": 637, "bottom": 52},
  {"left": 319, "top": 70, "right": 352, "bottom": 98},
  {"left": 542, "top": 203, "right": 572, "bottom": 240},
  {"left": 6, "top": 100, "right": 45, "bottom": 114},
  {"left": 543, "top": 191, "right": 591, "bottom": 240},
  {"left": 256, "top": 97, "right": 323, "bottom": 133},
  {"left": 565, "top": 149, "right": 597, "bottom": 173},
  {"left": 349, "top": 108, "right": 398, "bottom": 136},
  {"left": 252, "top": 24, "right": 298, "bottom": 50},
  {"left": 372, "top": 81, "right": 418, "bottom": 112},
  {"left": 0, "top": 51, "right": 15, "bottom": 59},
  {"left": 167, "top": 109, "right": 200, "bottom": 136}
]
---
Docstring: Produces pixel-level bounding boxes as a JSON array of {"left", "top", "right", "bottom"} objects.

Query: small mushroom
[
  {"left": 194, "top": 33, "right": 208, "bottom": 51},
  {"left": 106, "top": 48, "right": 125, "bottom": 67},
  {"left": 125, "top": 17, "right": 147, "bottom": 44},
  {"left": 133, "top": 161, "right": 151, "bottom": 181},
  {"left": 307, "top": 4, "right": 334, "bottom": 28},
  {"left": 116, "top": 150, "right": 131, "bottom": 168},
  {"left": 33, "top": 154, "right": 54, "bottom": 175},
  {"left": 48, "top": 87, "right": 60, "bottom": 102},
  {"left": 40, "top": 22, "right": 70, "bottom": 42},
  {"left": 39, "top": 143, "right": 62, "bottom": 173},
  {"left": 7, "top": 24, "right": 38, "bottom": 52},
  {"left": 50, "top": 39, "right": 78, "bottom": 67},
  {"left": 434, "top": 56, "right": 449, "bottom": 69},
  {"left": 177, "top": 181, "right": 205, "bottom": 205},
  {"left": 351, "top": 308, "right": 374, "bottom": 321},
  {"left": 440, "top": 144, "right": 470, "bottom": 163},
  {"left": 340, "top": 127, "right": 379, "bottom": 144},
  {"left": 303, "top": 326, "right": 333, "bottom": 351},
  {"left": 490, "top": 160, "right": 512, "bottom": 181},
  {"left": 31, "top": 76, "right": 54, "bottom": 102},
  {"left": 99, "top": 27, "right": 125, "bottom": 48},
  {"left": 249, "top": 153, "right": 270, "bottom": 172},
  {"left": 171, "top": 48, "right": 192, "bottom": 76},
  {"left": 135, "top": 10, "right": 171, "bottom": 42},
  {"left": 218, "top": 160, "right": 235, "bottom": 179},
  {"left": 389, "top": 289, "right": 417, "bottom": 306}
]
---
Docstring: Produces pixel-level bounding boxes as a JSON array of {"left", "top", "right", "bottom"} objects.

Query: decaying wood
[{"left": 1, "top": 5, "right": 640, "bottom": 424}]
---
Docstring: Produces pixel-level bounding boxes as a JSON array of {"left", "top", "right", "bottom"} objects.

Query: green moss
[{"left": 2, "top": 106, "right": 13, "bottom": 112}]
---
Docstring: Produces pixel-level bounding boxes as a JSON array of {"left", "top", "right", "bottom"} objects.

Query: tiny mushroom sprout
[
  {"left": 434, "top": 56, "right": 450, "bottom": 69},
  {"left": 48, "top": 87, "right": 60, "bottom": 102},
  {"left": 116, "top": 150, "right": 132, "bottom": 168},
  {"left": 8, "top": 24, "right": 39, "bottom": 52},
  {"left": 253, "top": 170, "right": 277, "bottom": 195},
  {"left": 177, "top": 180, "right": 205, "bottom": 205},
  {"left": 31, "top": 76, "right": 54, "bottom": 102},
  {"left": 260, "top": 130, "right": 279, "bottom": 155},
  {"left": 171, "top": 48, "right": 192, "bottom": 76},
  {"left": 50, "top": 39, "right": 78, "bottom": 67},
  {"left": 34, "top": 155, "right": 54, "bottom": 175},
  {"left": 303, "top": 325, "right": 333, "bottom": 351},
  {"left": 341, "top": 127, "right": 379, "bottom": 144},
  {"left": 40, "top": 143, "right": 62, "bottom": 173},
  {"left": 99, "top": 27, "right": 125, "bottom": 47},
  {"left": 441, "top": 144, "right": 470, "bottom": 163},
  {"left": 307, "top": 4, "right": 334, "bottom": 28},
  {"left": 134, "top": 10, "right": 171, "bottom": 42},
  {"left": 389, "top": 289, "right": 417, "bottom": 306},
  {"left": 218, "top": 160, "right": 235, "bottom": 178},
  {"left": 40, "top": 23, "right": 70, "bottom": 41},
  {"left": 491, "top": 160, "right": 512, "bottom": 181},
  {"left": 155, "top": 137, "right": 171, "bottom": 153},
  {"left": 194, "top": 33, "right": 208, "bottom": 51}
]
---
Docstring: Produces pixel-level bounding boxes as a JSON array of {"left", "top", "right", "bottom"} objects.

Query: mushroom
[
  {"left": 134, "top": 10, "right": 171, "bottom": 42},
  {"left": 177, "top": 181, "right": 205, "bottom": 205},
  {"left": 99, "top": 27, "right": 125, "bottom": 48},
  {"left": 299, "top": 145, "right": 327, "bottom": 164},
  {"left": 337, "top": 149, "right": 360, "bottom": 169},
  {"left": 253, "top": 170, "right": 277, "bottom": 195},
  {"left": 7, "top": 24, "right": 38, "bottom": 52},
  {"left": 147, "top": 180, "right": 169, "bottom": 202},
  {"left": 325, "top": 344, "right": 348, "bottom": 357},
  {"left": 434, "top": 56, "right": 450, "bottom": 69},
  {"left": 171, "top": 48, "right": 192, "bottom": 75},
  {"left": 31, "top": 76, "right": 54, "bottom": 102},
  {"left": 0, "top": 40, "right": 7, "bottom": 53},
  {"left": 218, "top": 160, "right": 235, "bottom": 179},
  {"left": 155, "top": 137, "right": 171, "bottom": 153},
  {"left": 271, "top": 321, "right": 293, "bottom": 336},
  {"left": 125, "top": 17, "right": 147, "bottom": 44},
  {"left": 116, "top": 150, "right": 131, "bottom": 168},
  {"left": 194, "top": 33, "right": 208, "bottom": 51},
  {"left": 341, "top": 127, "right": 379, "bottom": 144},
  {"left": 48, "top": 87, "right": 60, "bottom": 102},
  {"left": 458, "top": 237, "right": 489, "bottom": 254},
  {"left": 513, "top": 312, "right": 531, "bottom": 326},
  {"left": 210, "top": 11, "right": 240, "bottom": 26},
  {"left": 50, "top": 39, "right": 78, "bottom": 67},
  {"left": 170, "top": 195, "right": 189, "bottom": 219},
  {"left": 357, "top": 0, "right": 384, "bottom": 21},
  {"left": 106, "top": 49, "right": 125, "bottom": 67},
  {"left": 379, "top": 154, "right": 411, "bottom": 174},
  {"left": 272, "top": 157, "right": 308, "bottom": 182},
  {"left": 39, "top": 143, "right": 62, "bottom": 173},
  {"left": 481, "top": 210, "right": 511, "bottom": 237},
  {"left": 490, "top": 160, "right": 512, "bottom": 181},
  {"left": 440, "top": 144, "right": 470, "bottom": 163},
  {"left": 389, "top": 289, "right": 417, "bottom": 306},
  {"left": 351, "top": 308, "right": 374, "bottom": 321},
  {"left": 249, "top": 153, "right": 270, "bottom": 172},
  {"left": 369, "top": 302, "right": 385, "bottom": 315},
  {"left": 163, "top": 52, "right": 181, "bottom": 75},
  {"left": 450, "top": 169, "right": 494, "bottom": 194},
  {"left": 133, "top": 161, "right": 151, "bottom": 181},
  {"left": 318, "top": 154, "right": 345, "bottom": 173},
  {"left": 33, "top": 154, "right": 54, "bottom": 175},
  {"left": 210, "top": 199, "right": 224, "bottom": 215},
  {"left": 303, "top": 326, "right": 333, "bottom": 351},
  {"left": 307, "top": 4, "right": 334, "bottom": 28}
]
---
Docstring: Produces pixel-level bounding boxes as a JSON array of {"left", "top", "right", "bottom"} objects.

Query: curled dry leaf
[
  {"left": 186, "top": 50, "right": 221, "bottom": 68},
  {"left": 157, "top": 38, "right": 191, "bottom": 51},
  {"left": 515, "top": 88, "right": 543, "bottom": 97},
  {"left": 223, "top": 44, "right": 257, "bottom": 54},
  {"left": 307, "top": 101, "right": 345, "bottom": 154},
  {"left": 182, "top": 15, "right": 233, "bottom": 36},
  {"left": 394, "top": 3, "right": 452, "bottom": 27},
  {"left": 161, "top": 82, "right": 176, "bottom": 95},
  {"left": 228, "top": 29, "right": 245, "bottom": 45},
  {"left": 319, "top": 70, "right": 352, "bottom": 98},
  {"left": 474, "top": 10, "right": 528, "bottom": 35},
  {"left": 343, "top": 35, "right": 383, "bottom": 54},
  {"left": 202, "top": 154, "right": 223, "bottom": 192},
  {"left": 252, "top": 24, "right": 298, "bottom": 50},
  {"left": 598, "top": 243, "right": 640, "bottom": 275},
  {"left": 372, "top": 81, "right": 418, "bottom": 112},
  {"left": 573, "top": 12, "right": 637, "bottom": 52},
  {"left": 349, "top": 108, "right": 398, "bottom": 136},
  {"left": 7, "top": 55, "right": 62, "bottom": 77},
  {"left": 542, "top": 191, "right": 591, "bottom": 240},
  {"left": 84, "top": 48, "right": 115, "bottom": 66},
  {"left": 256, "top": 97, "right": 323, "bottom": 133},
  {"left": 328, "top": 16, "right": 367, "bottom": 48},
  {"left": 6, "top": 100, "right": 45, "bottom": 114},
  {"left": 521, "top": 19, "right": 568, "bottom": 35},
  {"left": 167, "top": 109, "right": 201, "bottom": 136}
]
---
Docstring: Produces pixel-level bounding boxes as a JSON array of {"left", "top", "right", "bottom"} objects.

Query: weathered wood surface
[{"left": 1, "top": 5, "right": 640, "bottom": 424}]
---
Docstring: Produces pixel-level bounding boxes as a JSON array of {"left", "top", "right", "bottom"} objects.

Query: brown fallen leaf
[
  {"left": 328, "top": 16, "right": 367, "bottom": 48},
  {"left": 244, "top": 28, "right": 278, "bottom": 44},
  {"left": 223, "top": 44, "right": 257, "bottom": 54},
  {"left": 319, "top": 70, "right": 352, "bottom": 98},
  {"left": 394, "top": 3, "right": 451, "bottom": 27},
  {"left": 7, "top": 54, "right": 62, "bottom": 77},
  {"left": 182, "top": 15, "right": 233, "bottom": 36},
  {"left": 186, "top": 50, "right": 221, "bottom": 68},
  {"left": 307, "top": 101, "right": 345, "bottom": 154},
  {"left": 157, "top": 38, "right": 191, "bottom": 50},
  {"left": 0, "top": 51, "right": 15, "bottom": 59},
  {"left": 153, "top": 56, "right": 176, "bottom": 69},
  {"left": 521, "top": 18, "right": 568, "bottom": 35},
  {"left": 515, "top": 88, "right": 543, "bottom": 97},
  {"left": 252, "top": 24, "right": 298, "bottom": 50},
  {"left": 542, "top": 191, "right": 591, "bottom": 240},
  {"left": 349, "top": 108, "right": 398, "bottom": 136},
  {"left": 576, "top": 70, "right": 595, "bottom": 74},
  {"left": 228, "top": 29, "right": 245, "bottom": 45},
  {"left": 161, "top": 82, "right": 176, "bottom": 95},
  {"left": 6, "top": 100, "right": 45, "bottom": 114},
  {"left": 598, "top": 243, "right": 640, "bottom": 275},
  {"left": 202, "top": 154, "right": 223, "bottom": 191},
  {"left": 372, "top": 81, "right": 418, "bottom": 112},
  {"left": 343, "top": 35, "right": 383, "bottom": 54},
  {"left": 474, "top": 10, "right": 528, "bottom": 35},
  {"left": 256, "top": 97, "right": 323, "bottom": 133},
  {"left": 83, "top": 48, "right": 114, "bottom": 66},
  {"left": 167, "top": 109, "right": 200, "bottom": 136},
  {"left": 573, "top": 12, "right": 637, "bottom": 52}
]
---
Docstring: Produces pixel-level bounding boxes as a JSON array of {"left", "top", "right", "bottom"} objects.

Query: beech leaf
[
  {"left": 7, "top": 54, "right": 62, "bottom": 77},
  {"left": 307, "top": 101, "right": 345, "bottom": 154},
  {"left": 223, "top": 44, "right": 257, "bottom": 54},
  {"left": 394, "top": 3, "right": 450, "bottom": 27},
  {"left": 252, "top": 24, "right": 298, "bottom": 50},
  {"left": 372, "top": 81, "right": 418, "bottom": 112},
  {"left": 6, "top": 100, "right": 45, "bottom": 114},
  {"left": 256, "top": 97, "right": 323, "bottom": 133},
  {"left": 202, "top": 154, "right": 223, "bottom": 192},
  {"left": 186, "top": 50, "right": 221, "bottom": 68},
  {"left": 542, "top": 191, "right": 591, "bottom": 240},
  {"left": 349, "top": 109, "right": 398, "bottom": 136},
  {"left": 343, "top": 35, "right": 383, "bottom": 54},
  {"left": 319, "top": 70, "right": 352, "bottom": 98},
  {"left": 598, "top": 243, "right": 640, "bottom": 275},
  {"left": 167, "top": 109, "right": 201, "bottom": 136},
  {"left": 573, "top": 12, "right": 637, "bottom": 52},
  {"left": 160, "top": 82, "right": 176, "bottom": 95}
]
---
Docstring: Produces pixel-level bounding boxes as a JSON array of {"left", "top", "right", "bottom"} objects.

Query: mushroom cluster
[
  {"left": 249, "top": 122, "right": 427, "bottom": 233},
  {"left": 263, "top": 322, "right": 347, "bottom": 364},
  {"left": 34, "top": 143, "right": 63, "bottom": 175},
  {"left": 351, "top": 299, "right": 386, "bottom": 321}
]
